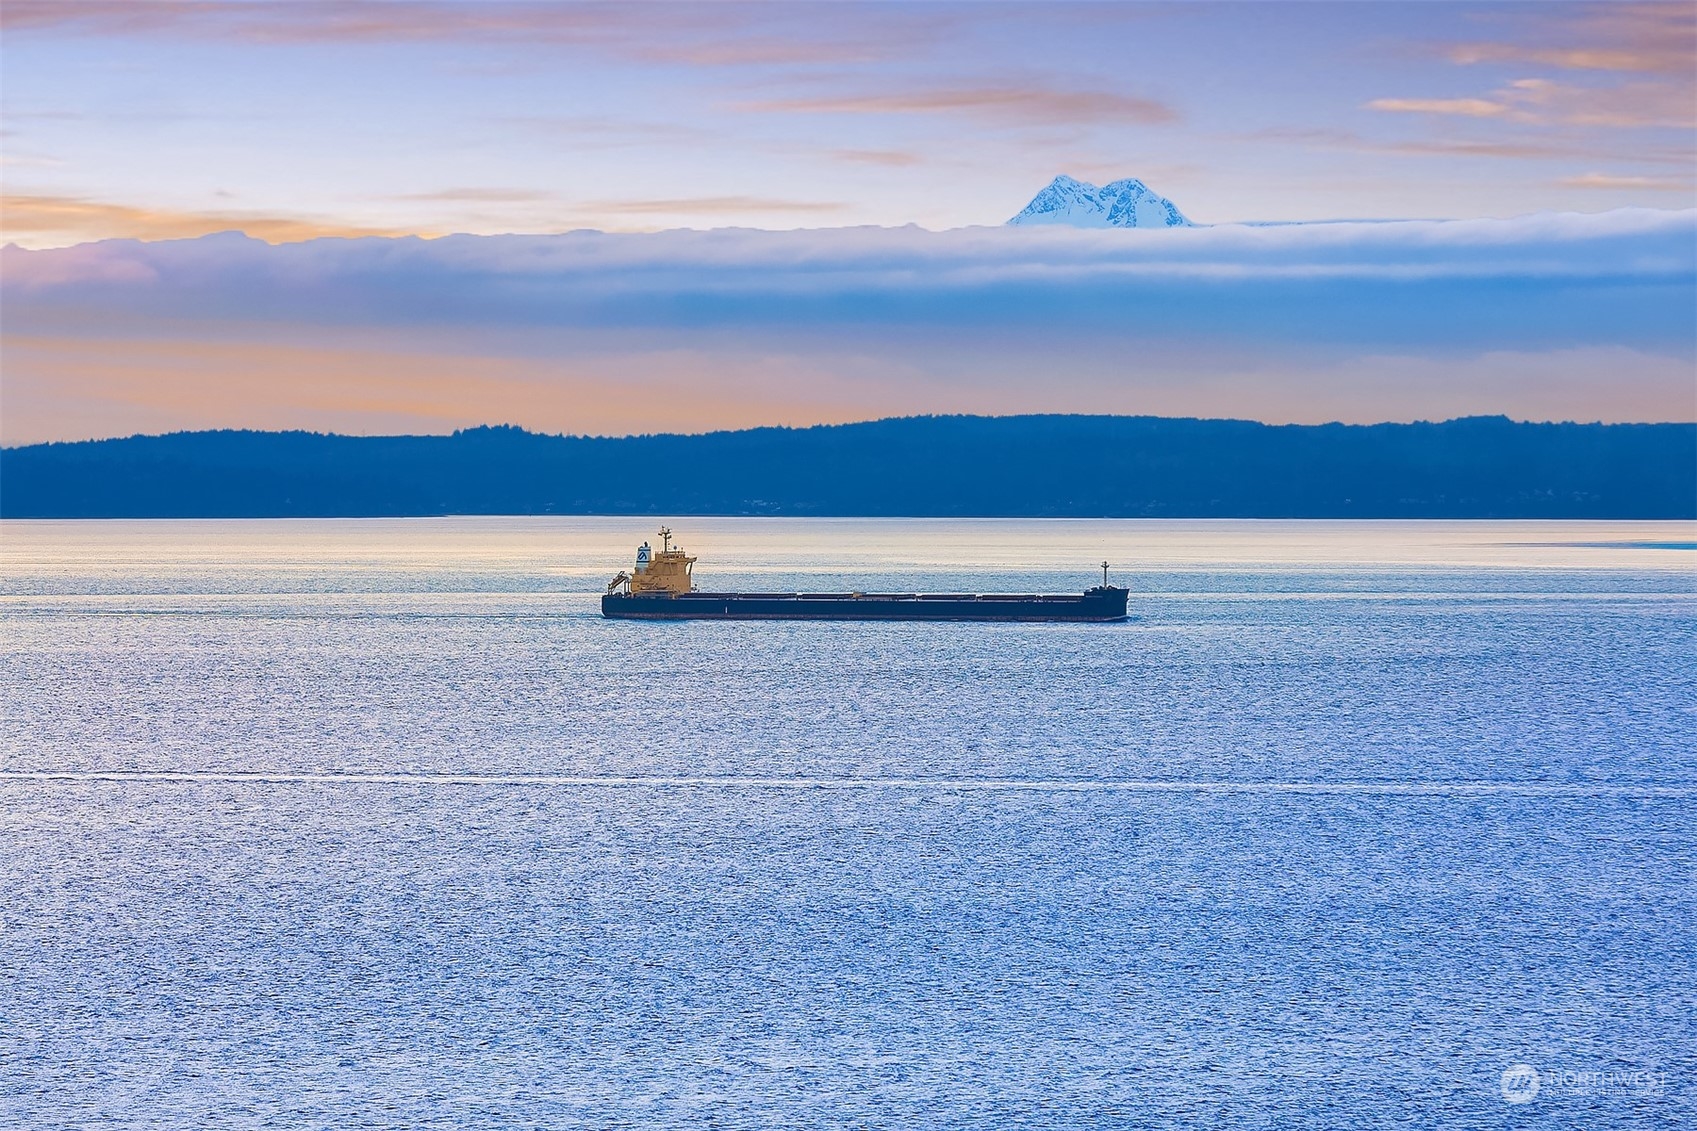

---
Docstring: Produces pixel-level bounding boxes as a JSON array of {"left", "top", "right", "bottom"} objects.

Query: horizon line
[{"left": 9, "top": 411, "right": 1695, "bottom": 452}]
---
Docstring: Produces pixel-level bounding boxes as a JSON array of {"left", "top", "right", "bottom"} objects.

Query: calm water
[{"left": 2, "top": 519, "right": 1694, "bottom": 1129}]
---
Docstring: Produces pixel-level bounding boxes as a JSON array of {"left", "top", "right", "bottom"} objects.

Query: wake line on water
[{"left": 0, "top": 772, "right": 1690, "bottom": 797}]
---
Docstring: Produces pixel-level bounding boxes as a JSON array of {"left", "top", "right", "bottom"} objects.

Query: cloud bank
[{"left": 3, "top": 211, "right": 1693, "bottom": 443}]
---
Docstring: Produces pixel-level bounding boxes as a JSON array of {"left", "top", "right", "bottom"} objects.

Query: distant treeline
[{"left": 2, "top": 415, "right": 1693, "bottom": 518}]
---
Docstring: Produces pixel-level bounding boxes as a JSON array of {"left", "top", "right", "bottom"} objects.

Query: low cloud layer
[{"left": 3, "top": 211, "right": 1693, "bottom": 443}]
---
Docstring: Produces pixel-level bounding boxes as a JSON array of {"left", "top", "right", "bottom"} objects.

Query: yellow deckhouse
[{"left": 607, "top": 527, "right": 696, "bottom": 597}]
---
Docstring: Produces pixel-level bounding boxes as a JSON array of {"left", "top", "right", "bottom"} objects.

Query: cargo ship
[{"left": 601, "top": 528, "right": 1129, "bottom": 622}]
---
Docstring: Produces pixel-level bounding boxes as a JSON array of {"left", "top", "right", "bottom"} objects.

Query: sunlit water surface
[{"left": 2, "top": 519, "right": 1694, "bottom": 1129}]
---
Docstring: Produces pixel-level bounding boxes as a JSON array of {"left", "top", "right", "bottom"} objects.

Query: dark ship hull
[{"left": 602, "top": 586, "right": 1129, "bottom": 622}]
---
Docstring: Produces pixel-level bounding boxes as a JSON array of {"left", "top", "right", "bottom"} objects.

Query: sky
[
  {"left": 2, "top": 1, "right": 1694, "bottom": 441},
  {"left": 4, "top": 0, "right": 1694, "bottom": 239}
]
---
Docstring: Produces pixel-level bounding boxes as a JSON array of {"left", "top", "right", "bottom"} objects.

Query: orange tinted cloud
[
  {"left": 1368, "top": 79, "right": 1695, "bottom": 130},
  {"left": 1501, "top": 77, "right": 1695, "bottom": 129},
  {"left": 739, "top": 86, "right": 1177, "bottom": 126},
  {"left": 1383, "top": 4, "right": 1696, "bottom": 141},
  {"left": 1366, "top": 98, "right": 1512, "bottom": 118},
  {"left": 390, "top": 188, "right": 557, "bottom": 204},
  {"left": 1, "top": 193, "right": 423, "bottom": 246},
  {"left": 1446, "top": 3, "right": 1696, "bottom": 75},
  {"left": 1258, "top": 125, "right": 1694, "bottom": 166},
  {"left": 0, "top": 190, "right": 858, "bottom": 248},
  {"left": 831, "top": 149, "right": 924, "bottom": 167},
  {"left": 0, "top": 0, "right": 917, "bottom": 67},
  {"left": 1449, "top": 44, "right": 1681, "bottom": 72},
  {"left": 1560, "top": 172, "right": 1691, "bottom": 190},
  {"left": 0, "top": 1, "right": 665, "bottom": 42},
  {"left": 590, "top": 196, "right": 847, "bottom": 216}
]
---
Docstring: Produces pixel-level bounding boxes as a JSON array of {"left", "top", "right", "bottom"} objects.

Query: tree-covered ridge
[{"left": 4, "top": 415, "right": 1692, "bottom": 519}]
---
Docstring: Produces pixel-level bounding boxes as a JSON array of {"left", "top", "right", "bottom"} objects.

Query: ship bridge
[{"left": 608, "top": 527, "right": 696, "bottom": 597}]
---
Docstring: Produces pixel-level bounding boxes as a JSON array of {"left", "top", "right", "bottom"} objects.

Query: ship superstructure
[
  {"left": 603, "top": 529, "right": 1128, "bottom": 622},
  {"left": 605, "top": 527, "right": 696, "bottom": 597}
]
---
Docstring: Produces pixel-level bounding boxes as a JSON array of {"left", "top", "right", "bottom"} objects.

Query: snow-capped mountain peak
[{"left": 1007, "top": 175, "right": 1193, "bottom": 228}]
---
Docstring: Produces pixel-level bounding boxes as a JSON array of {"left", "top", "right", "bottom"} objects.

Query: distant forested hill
[{"left": 2, "top": 415, "right": 1692, "bottom": 518}]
